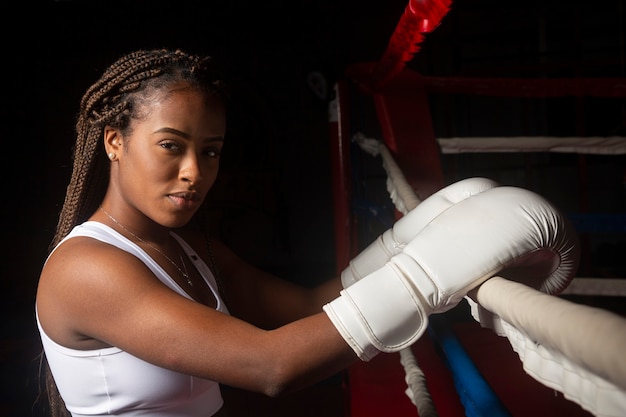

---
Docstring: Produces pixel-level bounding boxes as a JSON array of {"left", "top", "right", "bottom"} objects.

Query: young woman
[
  {"left": 35, "top": 48, "right": 360, "bottom": 417},
  {"left": 36, "top": 48, "right": 577, "bottom": 417}
]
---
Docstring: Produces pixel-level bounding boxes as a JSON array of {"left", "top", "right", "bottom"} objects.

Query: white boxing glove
[
  {"left": 324, "top": 186, "right": 579, "bottom": 361},
  {"left": 341, "top": 177, "right": 499, "bottom": 287}
]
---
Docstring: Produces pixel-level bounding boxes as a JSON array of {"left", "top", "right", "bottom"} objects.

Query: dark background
[{"left": 2, "top": 1, "right": 625, "bottom": 416}]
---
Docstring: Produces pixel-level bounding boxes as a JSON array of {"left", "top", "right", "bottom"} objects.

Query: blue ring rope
[{"left": 428, "top": 315, "right": 512, "bottom": 417}]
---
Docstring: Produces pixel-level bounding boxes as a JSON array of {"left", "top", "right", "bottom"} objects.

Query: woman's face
[{"left": 110, "top": 88, "right": 226, "bottom": 228}]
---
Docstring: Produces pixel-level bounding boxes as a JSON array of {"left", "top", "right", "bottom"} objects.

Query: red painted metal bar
[
  {"left": 367, "top": 0, "right": 452, "bottom": 91},
  {"left": 328, "top": 80, "right": 354, "bottom": 275},
  {"left": 372, "top": 67, "right": 446, "bottom": 199}
]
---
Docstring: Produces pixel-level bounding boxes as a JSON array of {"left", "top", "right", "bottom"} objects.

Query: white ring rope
[
  {"left": 355, "top": 132, "right": 436, "bottom": 416},
  {"left": 354, "top": 132, "right": 626, "bottom": 417},
  {"left": 470, "top": 278, "right": 626, "bottom": 416},
  {"left": 399, "top": 349, "right": 438, "bottom": 417},
  {"left": 561, "top": 278, "right": 626, "bottom": 297},
  {"left": 438, "top": 136, "right": 626, "bottom": 155}
]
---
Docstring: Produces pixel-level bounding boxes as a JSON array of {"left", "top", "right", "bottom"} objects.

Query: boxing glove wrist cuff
[
  {"left": 324, "top": 265, "right": 430, "bottom": 361},
  {"left": 323, "top": 296, "right": 380, "bottom": 361}
]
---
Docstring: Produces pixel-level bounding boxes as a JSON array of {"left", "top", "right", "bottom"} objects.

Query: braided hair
[{"left": 42, "top": 48, "right": 228, "bottom": 417}]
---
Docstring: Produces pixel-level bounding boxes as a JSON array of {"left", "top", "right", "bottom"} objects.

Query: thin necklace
[{"left": 99, "top": 207, "right": 193, "bottom": 286}]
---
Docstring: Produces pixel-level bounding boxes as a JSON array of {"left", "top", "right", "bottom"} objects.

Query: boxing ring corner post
[
  {"left": 328, "top": 78, "right": 356, "bottom": 275},
  {"left": 346, "top": 62, "right": 446, "bottom": 201}
]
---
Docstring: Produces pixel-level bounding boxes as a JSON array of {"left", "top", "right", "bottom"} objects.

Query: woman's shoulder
[
  {"left": 41, "top": 224, "right": 150, "bottom": 288},
  {"left": 37, "top": 223, "right": 187, "bottom": 348},
  {"left": 47, "top": 221, "right": 127, "bottom": 256},
  {"left": 39, "top": 221, "right": 166, "bottom": 303}
]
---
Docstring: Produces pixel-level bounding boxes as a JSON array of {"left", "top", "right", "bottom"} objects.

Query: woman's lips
[{"left": 168, "top": 192, "right": 201, "bottom": 209}]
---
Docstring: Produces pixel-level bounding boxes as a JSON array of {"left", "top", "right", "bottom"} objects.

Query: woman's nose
[{"left": 179, "top": 152, "right": 203, "bottom": 185}]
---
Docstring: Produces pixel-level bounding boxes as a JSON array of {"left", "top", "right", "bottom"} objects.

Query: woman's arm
[
  {"left": 210, "top": 238, "right": 343, "bottom": 328},
  {"left": 178, "top": 229, "right": 343, "bottom": 328},
  {"left": 36, "top": 236, "right": 355, "bottom": 397}
]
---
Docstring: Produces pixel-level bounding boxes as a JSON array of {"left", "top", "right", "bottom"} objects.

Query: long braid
[{"left": 41, "top": 48, "right": 227, "bottom": 416}]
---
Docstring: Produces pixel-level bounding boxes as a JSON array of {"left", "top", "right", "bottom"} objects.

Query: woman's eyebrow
[
  {"left": 154, "top": 127, "right": 190, "bottom": 138},
  {"left": 154, "top": 127, "right": 224, "bottom": 142}
]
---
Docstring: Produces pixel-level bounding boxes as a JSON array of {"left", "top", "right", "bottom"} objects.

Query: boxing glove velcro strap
[{"left": 324, "top": 263, "right": 429, "bottom": 361}]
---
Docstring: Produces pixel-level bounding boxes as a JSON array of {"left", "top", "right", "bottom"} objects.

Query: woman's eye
[
  {"left": 204, "top": 148, "right": 221, "bottom": 158},
  {"left": 160, "top": 141, "right": 182, "bottom": 152}
]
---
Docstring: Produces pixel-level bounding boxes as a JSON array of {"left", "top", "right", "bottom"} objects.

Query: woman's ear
[{"left": 104, "top": 126, "right": 122, "bottom": 161}]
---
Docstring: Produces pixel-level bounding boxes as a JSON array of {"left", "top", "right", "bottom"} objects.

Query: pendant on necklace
[{"left": 179, "top": 252, "right": 193, "bottom": 287}]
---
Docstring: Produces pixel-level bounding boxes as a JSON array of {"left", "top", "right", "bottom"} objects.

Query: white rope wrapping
[
  {"left": 468, "top": 278, "right": 626, "bottom": 416},
  {"left": 354, "top": 132, "right": 626, "bottom": 417},
  {"left": 354, "top": 133, "right": 422, "bottom": 215},
  {"left": 438, "top": 136, "right": 626, "bottom": 155},
  {"left": 561, "top": 278, "right": 626, "bottom": 297},
  {"left": 355, "top": 132, "right": 436, "bottom": 416},
  {"left": 399, "top": 349, "right": 438, "bottom": 417}
]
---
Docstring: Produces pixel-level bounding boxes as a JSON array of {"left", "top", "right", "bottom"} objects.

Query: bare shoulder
[
  {"left": 38, "top": 235, "right": 152, "bottom": 295},
  {"left": 36, "top": 235, "right": 175, "bottom": 349}
]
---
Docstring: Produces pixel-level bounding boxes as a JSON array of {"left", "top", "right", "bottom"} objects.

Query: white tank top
[{"left": 37, "top": 221, "right": 229, "bottom": 417}]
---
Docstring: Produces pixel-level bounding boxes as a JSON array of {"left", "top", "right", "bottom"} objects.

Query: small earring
[{"left": 108, "top": 152, "right": 116, "bottom": 160}]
